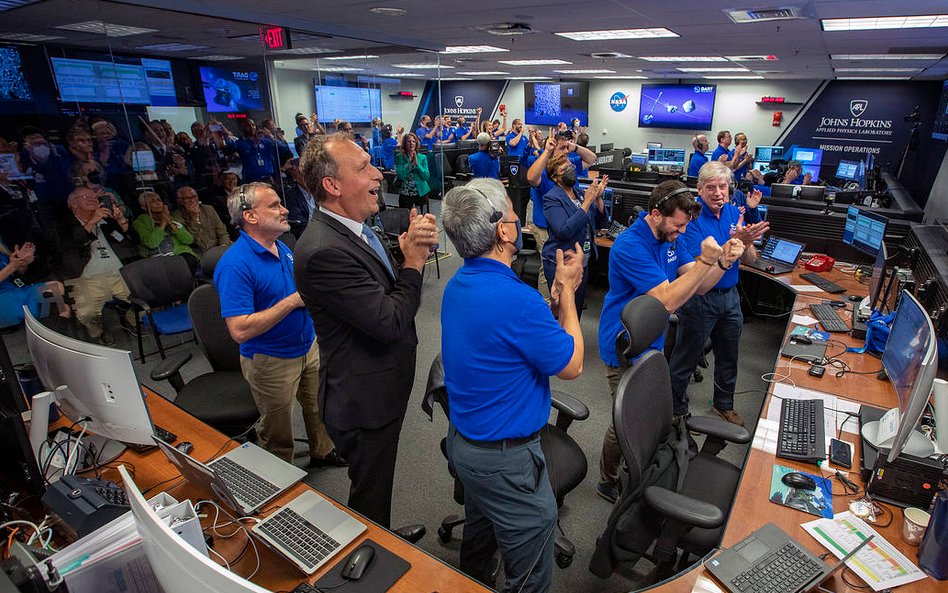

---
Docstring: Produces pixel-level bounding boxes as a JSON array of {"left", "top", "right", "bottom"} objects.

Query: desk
[
  {"left": 100, "top": 390, "right": 491, "bottom": 593},
  {"left": 648, "top": 264, "right": 935, "bottom": 593}
]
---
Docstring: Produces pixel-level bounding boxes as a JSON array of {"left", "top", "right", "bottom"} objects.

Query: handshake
[{"left": 699, "top": 235, "right": 744, "bottom": 267}]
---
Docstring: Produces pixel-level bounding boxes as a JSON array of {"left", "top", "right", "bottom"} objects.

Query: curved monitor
[
  {"left": 119, "top": 465, "right": 270, "bottom": 593},
  {"left": 24, "top": 308, "right": 154, "bottom": 446}
]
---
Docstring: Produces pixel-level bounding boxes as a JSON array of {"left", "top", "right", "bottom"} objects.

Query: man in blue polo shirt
[
  {"left": 688, "top": 134, "right": 710, "bottom": 177},
  {"left": 415, "top": 115, "right": 437, "bottom": 152},
  {"left": 668, "top": 161, "right": 769, "bottom": 428},
  {"left": 505, "top": 118, "right": 527, "bottom": 159},
  {"left": 215, "top": 182, "right": 344, "bottom": 467},
  {"left": 234, "top": 119, "right": 278, "bottom": 183},
  {"left": 468, "top": 133, "right": 500, "bottom": 179},
  {"left": 595, "top": 180, "right": 744, "bottom": 503},
  {"left": 441, "top": 178, "right": 585, "bottom": 593}
]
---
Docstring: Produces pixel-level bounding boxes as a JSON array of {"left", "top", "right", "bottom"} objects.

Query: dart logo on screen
[{"left": 609, "top": 92, "right": 628, "bottom": 112}]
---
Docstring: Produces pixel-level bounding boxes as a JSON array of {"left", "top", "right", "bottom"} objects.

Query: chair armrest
[
  {"left": 128, "top": 296, "right": 153, "bottom": 314},
  {"left": 644, "top": 485, "right": 724, "bottom": 530},
  {"left": 551, "top": 390, "right": 589, "bottom": 432},
  {"left": 150, "top": 352, "right": 192, "bottom": 392},
  {"left": 685, "top": 416, "right": 751, "bottom": 444}
]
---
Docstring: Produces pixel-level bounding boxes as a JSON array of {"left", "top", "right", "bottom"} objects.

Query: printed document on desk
[
  {"left": 802, "top": 511, "right": 926, "bottom": 591},
  {"left": 768, "top": 384, "right": 861, "bottom": 436}
]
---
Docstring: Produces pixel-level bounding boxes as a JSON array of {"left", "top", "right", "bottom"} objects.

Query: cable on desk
[
  {"left": 195, "top": 500, "right": 261, "bottom": 580},
  {"left": 841, "top": 567, "right": 871, "bottom": 589},
  {"left": 140, "top": 475, "right": 184, "bottom": 496},
  {"left": 204, "top": 424, "right": 258, "bottom": 464}
]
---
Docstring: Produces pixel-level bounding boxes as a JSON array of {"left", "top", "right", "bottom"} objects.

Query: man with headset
[
  {"left": 595, "top": 180, "right": 745, "bottom": 503},
  {"left": 688, "top": 134, "right": 710, "bottom": 177}
]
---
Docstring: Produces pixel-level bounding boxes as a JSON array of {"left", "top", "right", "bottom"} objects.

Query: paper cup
[{"left": 902, "top": 507, "right": 931, "bottom": 546}]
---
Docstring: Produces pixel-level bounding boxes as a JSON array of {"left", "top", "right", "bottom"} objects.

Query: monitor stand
[{"left": 860, "top": 418, "right": 935, "bottom": 458}]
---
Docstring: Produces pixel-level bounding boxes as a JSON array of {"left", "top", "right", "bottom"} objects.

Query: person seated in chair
[
  {"left": 440, "top": 178, "right": 585, "bottom": 593},
  {"left": 171, "top": 186, "right": 231, "bottom": 257},
  {"left": 132, "top": 191, "right": 197, "bottom": 270},
  {"left": 595, "top": 180, "right": 745, "bottom": 503}
]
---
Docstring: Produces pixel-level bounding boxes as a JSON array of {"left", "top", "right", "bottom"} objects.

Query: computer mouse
[
  {"left": 341, "top": 544, "right": 375, "bottom": 580},
  {"left": 781, "top": 472, "right": 817, "bottom": 491},
  {"left": 848, "top": 295, "right": 864, "bottom": 302},
  {"left": 789, "top": 335, "right": 813, "bottom": 345},
  {"left": 827, "top": 300, "right": 847, "bottom": 308},
  {"left": 175, "top": 441, "right": 193, "bottom": 455},
  {"left": 765, "top": 265, "right": 776, "bottom": 273}
]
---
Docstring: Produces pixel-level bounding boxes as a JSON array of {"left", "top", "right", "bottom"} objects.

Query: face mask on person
[
  {"left": 85, "top": 171, "right": 102, "bottom": 185},
  {"left": 561, "top": 166, "right": 577, "bottom": 188},
  {"left": 30, "top": 144, "right": 50, "bottom": 161}
]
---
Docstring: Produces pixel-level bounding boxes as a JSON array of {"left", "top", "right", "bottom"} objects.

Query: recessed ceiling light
[
  {"left": 833, "top": 67, "right": 923, "bottom": 72},
  {"left": 594, "top": 75, "right": 648, "bottom": 79},
  {"left": 0, "top": 32, "right": 63, "bottom": 42},
  {"left": 311, "top": 66, "right": 364, "bottom": 72},
  {"left": 457, "top": 71, "right": 509, "bottom": 75},
  {"left": 821, "top": 14, "right": 948, "bottom": 31},
  {"left": 498, "top": 59, "right": 572, "bottom": 66},
  {"left": 726, "top": 55, "right": 779, "bottom": 61},
  {"left": 703, "top": 75, "right": 765, "bottom": 79},
  {"left": 0, "top": 0, "right": 43, "bottom": 11},
  {"left": 137, "top": 43, "right": 209, "bottom": 52},
  {"left": 322, "top": 55, "right": 380, "bottom": 60},
  {"left": 555, "top": 28, "right": 678, "bottom": 41},
  {"left": 440, "top": 45, "right": 508, "bottom": 54},
  {"left": 677, "top": 67, "right": 749, "bottom": 72},
  {"left": 369, "top": 7, "right": 407, "bottom": 16},
  {"left": 590, "top": 52, "right": 633, "bottom": 59},
  {"left": 639, "top": 56, "right": 727, "bottom": 62},
  {"left": 377, "top": 72, "right": 423, "bottom": 77},
  {"left": 831, "top": 53, "right": 944, "bottom": 60},
  {"left": 56, "top": 20, "right": 157, "bottom": 37},
  {"left": 392, "top": 63, "right": 453, "bottom": 69},
  {"left": 836, "top": 76, "right": 912, "bottom": 80},
  {"left": 270, "top": 47, "right": 338, "bottom": 55},
  {"left": 507, "top": 76, "right": 553, "bottom": 80},
  {"left": 553, "top": 69, "right": 616, "bottom": 74},
  {"left": 190, "top": 55, "right": 243, "bottom": 61}
]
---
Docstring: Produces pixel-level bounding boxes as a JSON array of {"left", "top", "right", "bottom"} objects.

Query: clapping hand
[
  {"left": 10, "top": 242, "right": 35, "bottom": 270},
  {"left": 399, "top": 209, "right": 439, "bottom": 270},
  {"left": 746, "top": 188, "right": 763, "bottom": 209},
  {"left": 731, "top": 218, "right": 770, "bottom": 246}
]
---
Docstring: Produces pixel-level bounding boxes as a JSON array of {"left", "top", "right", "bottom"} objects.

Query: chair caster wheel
[
  {"left": 693, "top": 371, "right": 704, "bottom": 383},
  {"left": 437, "top": 526, "right": 452, "bottom": 543},
  {"left": 555, "top": 552, "right": 573, "bottom": 569}
]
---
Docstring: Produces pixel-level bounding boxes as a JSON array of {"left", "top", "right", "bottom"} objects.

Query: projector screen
[
  {"left": 638, "top": 83, "right": 716, "bottom": 130},
  {"left": 524, "top": 82, "right": 589, "bottom": 127}
]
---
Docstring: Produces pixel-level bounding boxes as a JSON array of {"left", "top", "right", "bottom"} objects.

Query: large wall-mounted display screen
[
  {"left": 314, "top": 85, "right": 381, "bottom": 123},
  {"left": 200, "top": 65, "right": 264, "bottom": 112},
  {"left": 50, "top": 57, "right": 176, "bottom": 105},
  {"left": 638, "top": 83, "right": 716, "bottom": 130},
  {"left": 524, "top": 82, "right": 589, "bottom": 127},
  {"left": 0, "top": 47, "right": 32, "bottom": 101}
]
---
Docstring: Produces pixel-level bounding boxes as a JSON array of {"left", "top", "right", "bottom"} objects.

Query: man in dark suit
[{"left": 294, "top": 133, "right": 439, "bottom": 528}]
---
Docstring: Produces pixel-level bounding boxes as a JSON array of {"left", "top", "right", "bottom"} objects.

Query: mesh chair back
[
  {"left": 614, "top": 350, "right": 673, "bottom": 488},
  {"left": 456, "top": 154, "right": 471, "bottom": 175},
  {"left": 120, "top": 255, "right": 193, "bottom": 307},
  {"left": 188, "top": 284, "right": 241, "bottom": 372},
  {"left": 619, "top": 295, "right": 669, "bottom": 362},
  {"left": 422, "top": 353, "right": 449, "bottom": 419},
  {"left": 378, "top": 207, "right": 411, "bottom": 235},
  {"left": 200, "top": 245, "right": 229, "bottom": 278}
]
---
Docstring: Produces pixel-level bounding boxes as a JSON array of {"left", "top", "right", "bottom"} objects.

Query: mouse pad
[
  {"left": 314, "top": 539, "right": 410, "bottom": 593},
  {"left": 768, "top": 465, "right": 833, "bottom": 518}
]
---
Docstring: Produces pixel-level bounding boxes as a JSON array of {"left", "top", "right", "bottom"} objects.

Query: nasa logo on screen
[
  {"left": 609, "top": 92, "right": 628, "bottom": 112},
  {"left": 850, "top": 99, "right": 868, "bottom": 118},
  {"left": 455, "top": 96, "right": 464, "bottom": 108}
]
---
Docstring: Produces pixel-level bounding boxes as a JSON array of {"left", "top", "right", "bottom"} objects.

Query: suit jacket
[
  {"left": 294, "top": 210, "right": 423, "bottom": 431},
  {"left": 541, "top": 184, "right": 606, "bottom": 283}
]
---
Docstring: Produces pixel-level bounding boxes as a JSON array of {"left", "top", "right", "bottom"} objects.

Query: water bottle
[{"left": 919, "top": 490, "right": 948, "bottom": 580}]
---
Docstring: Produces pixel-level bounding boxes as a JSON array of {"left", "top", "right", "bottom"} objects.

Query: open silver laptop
[
  {"left": 153, "top": 437, "right": 306, "bottom": 515},
  {"left": 251, "top": 490, "right": 366, "bottom": 574}
]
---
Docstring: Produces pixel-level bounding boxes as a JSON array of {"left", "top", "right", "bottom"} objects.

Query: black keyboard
[
  {"left": 799, "top": 272, "right": 846, "bottom": 294},
  {"left": 809, "top": 303, "right": 850, "bottom": 332},
  {"left": 256, "top": 507, "right": 341, "bottom": 570},
  {"left": 208, "top": 457, "right": 279, "bottom": 506},
  {"left": 777, "top": 398, "right": 826, "bottom": 463},
  {"left": 730, "top": 540, "right": 824, "bottom": 593}
]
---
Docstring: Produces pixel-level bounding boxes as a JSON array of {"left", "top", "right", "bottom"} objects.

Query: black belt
[
  {"left": 459, "top": 430, "right": 540, "bottom": 449},
  {"left": 707, "top": 286, "right": 736, "bottom": 293}
]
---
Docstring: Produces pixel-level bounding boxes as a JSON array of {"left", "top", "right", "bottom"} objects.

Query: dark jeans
[
  {"left": 668, "top": 287, "right": 743, "bottom": 416},
  {"left": 446, "top": 426, "right": 556, "bottom": 593}
]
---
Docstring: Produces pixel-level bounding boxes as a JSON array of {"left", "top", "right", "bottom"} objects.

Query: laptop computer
[
  {"left": 252, "top": 490, "right": 366, "bottom": 575},
  {"left": 153, "top": 437, "right": 306, "bottom": 515},
  {"left": 748, "top": 236, "right": 805, "bottom": 275},
  {"left": 707, "top": 522, "right": 872, "bottom": 593}
]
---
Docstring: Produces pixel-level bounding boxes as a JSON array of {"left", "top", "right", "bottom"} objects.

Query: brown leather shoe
[{"left": 711, "top": 407, "right": 745, "bottom": 427}]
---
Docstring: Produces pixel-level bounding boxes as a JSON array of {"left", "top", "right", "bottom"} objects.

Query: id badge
[
  {"left": 583, "top": 240, "right": 591, "bottom": 253},
  {"left": 111, "top": 230, "right": 124, "bottom": 242},
  {"left": 257, "top": 156, "right": 265, "bottom": 167}
]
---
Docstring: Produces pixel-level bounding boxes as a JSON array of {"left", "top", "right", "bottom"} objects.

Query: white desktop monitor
[
  {"left": 861, "top": 291, "right": 937, "bottom": 461},
  {"left": 23, "top": 307, "right": 155, "bottom": 449},
  {"left": 646, "top": 141, "right": 662, "bottom": 149},
  {"left": 119, "top": 465, "right": 271, "bottom": 593}
]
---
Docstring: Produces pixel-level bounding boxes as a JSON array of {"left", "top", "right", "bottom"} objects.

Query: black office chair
[
  {"left": 664, "top": 314, "right": 712, "bottom": 383},
  {"left": 589, "top": 295, "right": 750, "bottom": 582},
  {"left": 150, "top": 283, "right": 259, "bottom": 438},
  {"left": 422, "top": 354, "right": 588, "bottom": 569},
  {"left": 119, "top": 255, "right": 195, "bottom": 363}
]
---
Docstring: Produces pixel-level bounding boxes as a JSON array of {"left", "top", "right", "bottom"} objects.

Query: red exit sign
[
  {"left": 761, "top": 96, "right": 785, "bottom": 103},
  {"left": 259, "top": 26, "right": 291, "bottom": 50}
]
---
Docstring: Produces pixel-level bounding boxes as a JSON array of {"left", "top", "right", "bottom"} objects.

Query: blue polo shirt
[
  {"left": 235, "top": 137, "right": 277, "bottom": 182},
  {"left": 214, "top": 231, "right": 314, "bottom": 359},
  {"left": 598, "top": 211, "right": 695, "bottom": 366},
  {"left": 438, "top": 126, "right": 454, "bottom": 143},
  {"left": 683, "top": 198, "right": 741, "bottom": 290},
  {"left": 526, "top": 153, "right": 555, "bottom": 228},
  {"left": 505, "top": 131, "right": 527, "bottom": 158},
  {"left": 442, "top": 258, "right": 574, "bottom": 440},
  {"left": 468, "top": 150, "right": 500, "bottom": 179},
  {"left": 710, "top": 145, "right": 733, "bottom": 165},
  {"left": 381, "top": 137, "right": 398, "bottom": 169},
  {"left": 416, "top": 125, "right": 435, "bottom": 151},
  {"left": 454, "top": 125, "right": 470, "bottom": 141},
  {"left": 688, "top": 151, "right": 708, "bottom": 177},
  {"left": 730, "top": 189, "right": 762, "bottom": 224}
]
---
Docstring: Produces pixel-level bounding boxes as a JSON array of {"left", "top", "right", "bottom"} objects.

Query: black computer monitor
[
  {"left": 770, "top": 183, "right": 796, "bottom": 199},
  {"left": 865, "top": 242, "right": 889, "bottom": 313},
  {"left": 755, "top": 145, "right": 784, "bottom": 163},
  {"left": 611, "top": 193, "right": 640, "bottom": 227},
  {"left": 592, "top": 150, "right": 625, "bottom": 169},
  {"left": 646, "top": 141, "right": 662, "bottom": 149},
  {"left": 499, "top": 156, "right": 527, "bottom": 187},
  {"left": 0, "top": 334, "right": 43, "bottom": 494},
  {"left": 600, "top": 142, "right": 614, "bottom": 152},
  {"left": 843, "top": 205, "right": 888, "bottom": 256},
  {"left": 835, "top": 160, "right": 861, "bottom": 181},
  {"left": 798, "top": 184, "right": 826, "bottom": 201},
  {"left": 457, "top": 139, "right": 478, "bottom": 150}
]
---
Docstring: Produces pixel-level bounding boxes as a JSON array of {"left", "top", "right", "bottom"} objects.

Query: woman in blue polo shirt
[{"left": 541, "top": 153, "right": 608, "bottom": 318}]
